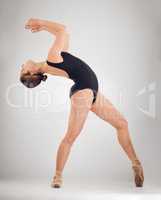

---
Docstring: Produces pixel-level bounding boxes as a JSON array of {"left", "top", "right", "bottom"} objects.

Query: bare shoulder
[
  {"left": 47, "top": 50, "right": 70, "bottom": 63},
  {"left": 47, "top": 52, "right": 63, "bottom": 63}
]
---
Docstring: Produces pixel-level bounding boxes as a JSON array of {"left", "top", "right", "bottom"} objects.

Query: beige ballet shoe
[
  {"left": 132, "top": 159, "right": 144, "bottom": 187},
  {"left": 51, "top": 175, "right": 62, "bottom": 188}
]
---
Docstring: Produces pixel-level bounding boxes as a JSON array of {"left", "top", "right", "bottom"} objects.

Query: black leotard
[{"left": 46, "top": 51, "right": 99, "bottom": 104}]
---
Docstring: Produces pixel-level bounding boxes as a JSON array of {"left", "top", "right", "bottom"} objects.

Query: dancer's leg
[
  {"left": 52, "top": 89, "right": 93, "bottom": 187},
  {"left": 90, "top": 91, "right": 144, "bottom": 186}
]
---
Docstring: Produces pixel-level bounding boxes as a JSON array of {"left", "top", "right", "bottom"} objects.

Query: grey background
[{"left": 0, "top": 0, "right": 161, "bottom": 191}]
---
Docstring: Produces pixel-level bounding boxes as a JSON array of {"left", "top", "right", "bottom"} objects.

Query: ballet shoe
[
  {"left": 51, "top": 175, "right": 62, "bottom": 188},
  {"left": 132, "top": 160, "right": 144, "bottom": 187}
]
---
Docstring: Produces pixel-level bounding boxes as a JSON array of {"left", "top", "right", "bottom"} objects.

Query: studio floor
[{"left": 0, "top": 179, "right": 160, "bottom": 200}]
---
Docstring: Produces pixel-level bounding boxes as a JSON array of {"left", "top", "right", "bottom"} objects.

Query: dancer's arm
[
  {"left": 25, "top": 18, "right": 70, "bottom": 61},
  {"left": 25, "top": 18, "right": 66, "bottom": 35}
]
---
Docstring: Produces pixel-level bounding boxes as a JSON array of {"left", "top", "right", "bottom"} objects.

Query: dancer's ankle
[
  {"left": 132, "top": 158, "right": 141, "bottom": 166},
  {"left": 55, "top": 170, "right": 62, "bottom": 177}
]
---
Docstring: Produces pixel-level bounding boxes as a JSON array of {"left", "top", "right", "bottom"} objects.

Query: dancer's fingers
[
  {"left": 31, "top": 27, "right": 42, "bottom": 33},
  {"left": 31, "top": 28, "right": 38, "bottom": 33},
  {"left": 31, "top": 26, "right": 43, "bottom": 32},
  {"left": 25, "top": 24, "right": 30, "bottom": 29}
]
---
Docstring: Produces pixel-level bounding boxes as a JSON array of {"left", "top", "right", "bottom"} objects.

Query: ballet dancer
[{"left": 20, "top": 18, "right": 144, "bottom": 188}]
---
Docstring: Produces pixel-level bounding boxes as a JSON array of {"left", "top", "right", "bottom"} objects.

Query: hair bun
[{"left": 41, "top": 74, "right": 47, "bottom": 81}]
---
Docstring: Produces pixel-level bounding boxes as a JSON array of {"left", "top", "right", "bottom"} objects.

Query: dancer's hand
[{"left": 25, "top": 18, "right": 44, "bottom": 32}]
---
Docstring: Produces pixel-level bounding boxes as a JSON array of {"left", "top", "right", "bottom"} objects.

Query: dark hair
[{"left": 20, "top": 72, "right": 47, "bottom": 88}]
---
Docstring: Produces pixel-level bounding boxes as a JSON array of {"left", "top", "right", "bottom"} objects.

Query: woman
[{"left": 20, "top": 18, "right": 144, "bottom": 188}]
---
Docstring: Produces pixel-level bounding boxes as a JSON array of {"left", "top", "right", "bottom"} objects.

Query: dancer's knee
[{"left": 116, "top": 118, "right": 128, "bottom": 131}]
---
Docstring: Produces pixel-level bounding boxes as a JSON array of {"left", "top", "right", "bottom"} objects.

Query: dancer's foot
[
  {"left": 51, "top": 173, "right": 62, "bottom": 188},
  {"left": 132, "top": 159, "right": 144, "bottom": 187}
]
